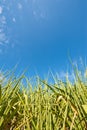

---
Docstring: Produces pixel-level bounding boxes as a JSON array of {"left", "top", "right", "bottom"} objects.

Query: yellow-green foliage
[{"left": 0, "top": 69, "right": 87, "bottom": 130}]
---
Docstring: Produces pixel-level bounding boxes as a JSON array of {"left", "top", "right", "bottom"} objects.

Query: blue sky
[{"left": 0, "top": 0, "right": 87, "bottom": 78}]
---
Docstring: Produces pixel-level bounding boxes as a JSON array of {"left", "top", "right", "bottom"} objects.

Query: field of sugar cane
[{"left": 0, "top": 66, "right": 87, "bottom": 130}]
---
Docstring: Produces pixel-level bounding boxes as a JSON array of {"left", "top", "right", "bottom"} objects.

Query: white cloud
[
  {"left": 0, "top": 29, "right": 3, "bottom": 33},
  {"left": 12, "top": 17, "right": 16, "bottom": 22},
  {"left": 0, "top": 15, "right": 7, "bottom": 46},
  {"left": 0, "top": 32, "right": 7, "bottom": 45},
  {"left": 58, "top": 71, "right": 75, "bottom": 81},
  {"left": 33, "top": 10, "right": 46, "bottom": 19},
  {"left": 0, "top": 1, "right": 20, "bottom": 53},
  {"left": 18, "top": 3, "right": 22, "bottom": 10},
  {"left": 0, "top": 0, "right": 47, "bottom": 52},
  {"left": 0, "top": 16, "right": 6, "bottom": 24},
  {"left": 0, "top": 6, "right": 3, "bottom": 14},
  {"left": 32, "top": 0, "right": 47, "bottom": 21}
]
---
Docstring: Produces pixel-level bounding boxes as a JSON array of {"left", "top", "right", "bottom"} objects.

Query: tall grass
[{"left": 0, "top": 68, "right": 87, "bottom": 130}]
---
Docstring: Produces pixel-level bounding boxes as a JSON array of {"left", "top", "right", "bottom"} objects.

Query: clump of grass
[{"left": 0, "top": 67, "right": 87, "bottom": 130}]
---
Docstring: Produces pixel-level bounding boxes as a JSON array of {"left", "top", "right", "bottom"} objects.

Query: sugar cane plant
[{"left": 0, "top": 66, "right": 87, "bottom": 130}]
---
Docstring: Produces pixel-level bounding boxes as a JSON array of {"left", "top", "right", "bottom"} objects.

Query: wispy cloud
[
  {"left": 0, "top": 6, "right": 3, "bottom": 14},
  {"left": 0, "top": 32, "right": 7, "bottom": 45},
  {"left": 58, "top": 71, "right": 75, "bottom": 82},
  {"left": 0, "top": 1, "right": 23, "bottom": 53},
  {"left": 12, "top": 17, "right": 16, "bottom": 22},
  {"left": 32, "top": 0, "right": 47, "bottom": 20},
  {"left": 0, "top": 5, "right": 9, "bottom": 53},
  {"left": 0, "top": 15, "right": 8, "bottom": 45},
  {"left": 18, "top": 3, "right": 22, "bottom": 10},
  {"left": 0, "top": 0, "right": 47, "bottom": 54}
]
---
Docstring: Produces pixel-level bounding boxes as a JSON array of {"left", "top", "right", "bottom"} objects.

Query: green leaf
[
  {"left": 82, "top": 105, "right": 87, "bottom": 113},
  {"left": 0, "top": 84, "right": 1, "bottom": 99}
]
